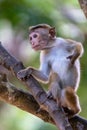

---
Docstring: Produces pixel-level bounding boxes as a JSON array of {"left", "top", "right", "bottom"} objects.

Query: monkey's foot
[{"left": 63, "top": 107, "right": 76, "bottom": 118}]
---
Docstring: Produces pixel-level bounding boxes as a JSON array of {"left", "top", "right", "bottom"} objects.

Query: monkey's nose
[{"left": 32, "top": 42, "right": 35, "bottom": 45}]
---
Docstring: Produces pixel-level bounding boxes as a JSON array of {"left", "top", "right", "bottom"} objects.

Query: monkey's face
[{"left": 29, "top": 31, "right": 49, "bottom": 51}]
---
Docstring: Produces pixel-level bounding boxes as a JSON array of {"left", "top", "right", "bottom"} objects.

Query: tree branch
[
  {"left": 0, "top": 42, "right": 72, "bottom": 130},
  {"left": 0, "top": 73, "right": 53, "bottom": 123},
  {"left": 78, "top": 0, "right": 87, "bottom": 18},
  {"left": 0, "top": 73, "right": 87, "bottom": 130},
  {"left": 0, "top": 42, "right": 87, "bottom": 130}
]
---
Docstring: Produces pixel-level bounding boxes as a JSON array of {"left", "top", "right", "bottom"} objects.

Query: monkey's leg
[
  {"left": 48, "top": 72, "right": 62, "bottom": 104},
  {"left": 61, "top": 87, "right": 81, "bottom": 118},
  {"left": 47, "top": 84, "right": 61, "bottom": 109}
]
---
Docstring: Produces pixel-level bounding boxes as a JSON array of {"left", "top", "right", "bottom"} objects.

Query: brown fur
[
  {"left": 61, "top": 87, "right": 81, "bottom": 114},
  {"left": 29, "top": 24, "right": 52, "bottom": 33}
]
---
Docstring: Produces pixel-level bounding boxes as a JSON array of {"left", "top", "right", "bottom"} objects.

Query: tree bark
[
  {"left": 0, "top": 73, "right": 53, "bottom": 123},
  {"left": 0, "top": 42, "right": 87, "bottom": 130},
  {"left": 78, "top": 0, "right": 87, "bottom": 18}
]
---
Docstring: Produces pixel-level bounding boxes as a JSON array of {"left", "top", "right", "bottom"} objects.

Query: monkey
[{"left": 17, "top": 24, "right": 84, "bottom": 117}]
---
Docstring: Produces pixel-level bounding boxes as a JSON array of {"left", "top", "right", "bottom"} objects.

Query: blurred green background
[{"left": 0, "top": 0, "right": 87, "bottom": 130}]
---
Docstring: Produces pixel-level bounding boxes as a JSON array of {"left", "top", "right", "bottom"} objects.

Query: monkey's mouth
[{"left": 32, "top": 45, "right": 40, "bottom": 50}]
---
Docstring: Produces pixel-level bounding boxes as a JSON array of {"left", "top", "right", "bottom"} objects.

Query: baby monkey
[{"left": 17, "top": 24, "right": 84, "bottom": 117}]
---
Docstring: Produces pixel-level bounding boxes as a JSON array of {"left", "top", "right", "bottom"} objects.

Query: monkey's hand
[
  {"left": 67, "top": 55, "right": 73, "bottom": 64},
  {"left": 47, "top": 91, "right": 53, "bottom": 99},
  {"left": 67, "top": 52, "right": 79, "bottom": 64},
  {"left": 17, "top": 68, "right": 33, "bottom": 81}
]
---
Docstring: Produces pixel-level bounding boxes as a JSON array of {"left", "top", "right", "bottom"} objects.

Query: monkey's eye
[{"left": 33, "top": 34, "right": 38, "bottom": 38}]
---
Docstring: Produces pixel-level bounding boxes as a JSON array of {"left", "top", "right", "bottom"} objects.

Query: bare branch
[
  {"left": 0, "top": 73, "right": 53, "bottom": 123},
  {"left": 0, "top": 42, "right": 87, "bottom": 130}
]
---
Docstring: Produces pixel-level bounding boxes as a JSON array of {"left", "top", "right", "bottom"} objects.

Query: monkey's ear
[{"left": 49, "top": 27, "right": 56, "bottom": 38}]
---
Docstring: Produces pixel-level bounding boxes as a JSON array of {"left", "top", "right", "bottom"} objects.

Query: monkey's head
[{"left": 29, "top": 24, "right": 56, "bottom": 51}]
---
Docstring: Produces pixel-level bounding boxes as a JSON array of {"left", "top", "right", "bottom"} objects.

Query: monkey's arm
[
  {"left": 17, "top": 64, "right": 49, "bottom": 84},
  {"left": 66, "top": 39, "right": 84, "bottom": 64}
]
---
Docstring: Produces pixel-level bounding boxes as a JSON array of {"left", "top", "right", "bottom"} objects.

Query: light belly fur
[{"left": 51, "top": 58, "right": 80, "bottom": 90}]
